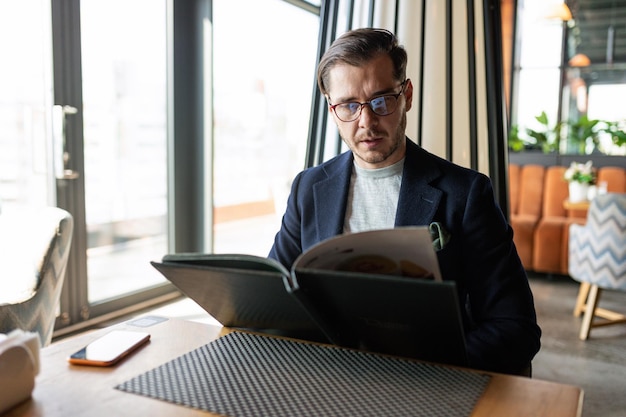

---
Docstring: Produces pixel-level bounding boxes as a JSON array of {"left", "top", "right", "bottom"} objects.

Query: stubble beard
[{"left": 342, "top": 111, "right": 407, "bottom": 166}]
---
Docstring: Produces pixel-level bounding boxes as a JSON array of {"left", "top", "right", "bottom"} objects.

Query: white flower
[{"left": 564, "top": 161, "right": 596, "bottom": 184}]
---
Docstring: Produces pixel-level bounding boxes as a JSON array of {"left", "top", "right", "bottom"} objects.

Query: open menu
[{"left": 151, "top": 226, "right": 467, "bottom": 366}]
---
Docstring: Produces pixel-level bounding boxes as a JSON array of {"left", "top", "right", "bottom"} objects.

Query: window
[
  {"left": 212, "top": 0, "right": 319, "bottom": 255},
  {"left": 511, "top": 0, "right": 626, "bottom": 156},
  {"left": 511, "top": 1, "right": 563, "bottom": 140},
  {"left": 0, "top": 0, "right": 53, "bottom": 211},
  {"left": 1, "top": 0, "right": 321, "bottom": 332}
]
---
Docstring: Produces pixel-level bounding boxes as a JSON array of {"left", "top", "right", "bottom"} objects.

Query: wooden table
[
  {"left": 563, "top": 199, "right": 591, "bottom": 219},
  {"left": 5, "top": 317, "right": 583, "bottom": 417}
]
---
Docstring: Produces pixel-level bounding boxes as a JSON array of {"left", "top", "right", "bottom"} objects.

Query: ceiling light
[
  {"left": 569, "top": 54, "right": 591, "bottom": 67},
  {"left": 543, "top": 3, "right": 572, "bottom": 21}
]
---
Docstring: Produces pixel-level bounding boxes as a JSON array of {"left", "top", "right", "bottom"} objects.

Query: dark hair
[{"left": 317, "top": 28, "right": 408, "bottom": 96}]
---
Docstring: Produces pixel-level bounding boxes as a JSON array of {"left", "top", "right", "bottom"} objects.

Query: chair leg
[
  {"left": 579, "top": 285, "right": 601, "bottom": 340},
  {"left": 573, "top": 282, "right": 591, "bottom": 317}
]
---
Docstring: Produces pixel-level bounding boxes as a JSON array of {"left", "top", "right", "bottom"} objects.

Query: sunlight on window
[
  {"left": 212, "top": 0, "right": 318, "bottom": 255},
  {"left": 514, "top": 0, "right": 564, "bottom": 136},
  {"left": 588, "top": 84, "right": 626, "bottom": 155},
  {"left": 0, "top": 0, "right": 52, "bottom": 211},
  {"left": 80, "top": 0, "right": 169, "bottom": 302}
]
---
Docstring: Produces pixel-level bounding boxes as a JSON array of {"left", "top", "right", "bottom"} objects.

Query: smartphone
[{"left": 68, "top": 330, "right": 150, "bottom": 367}]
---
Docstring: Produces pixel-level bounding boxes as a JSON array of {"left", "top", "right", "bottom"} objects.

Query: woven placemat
[{"left": 116, "top": 332, "right": 490, "bottom": 416}]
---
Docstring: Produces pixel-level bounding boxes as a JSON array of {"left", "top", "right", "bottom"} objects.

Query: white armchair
[{"left": 0, "top": 207, "right": 73, "bottom": 346}]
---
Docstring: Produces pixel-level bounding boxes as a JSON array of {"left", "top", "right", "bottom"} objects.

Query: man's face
[{"left": 326, "top": 54, "right": 413, "bottom": 169}]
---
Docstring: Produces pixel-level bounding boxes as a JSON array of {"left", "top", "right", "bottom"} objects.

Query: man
[{"left": 269, "top": 28, "right": 541, "bottom": 375}]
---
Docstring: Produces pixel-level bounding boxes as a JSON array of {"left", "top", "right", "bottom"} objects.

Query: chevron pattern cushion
[
  {"left": 0, "top": 207, "right": 73, "bottom": 346},
  {"left": 568, "top": 193, "right": 626, "bottom": 290}
]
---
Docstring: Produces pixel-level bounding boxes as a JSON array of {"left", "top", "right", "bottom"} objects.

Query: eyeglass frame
[{"left": 327, "top": 79, "right": 409, "bottom": 122}]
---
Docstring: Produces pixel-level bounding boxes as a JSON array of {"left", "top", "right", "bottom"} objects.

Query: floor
[
  {"left": 527, "top": 274, "right": 626, "bottom": 417},
  {"left": 136, "top": 273, "right": 626, "bottom": 417}
]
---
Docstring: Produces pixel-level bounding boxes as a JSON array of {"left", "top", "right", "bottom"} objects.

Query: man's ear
[
  {"left": 325, "top": 96, "right": 336, "bottom": 117},
  {"left": 404, "top": 79, "right": 414, "bottom": 112}
]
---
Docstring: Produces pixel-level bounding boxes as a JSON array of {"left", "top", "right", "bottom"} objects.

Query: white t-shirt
[{"left": 343, "top": 158, "right": 404, "bottom": 233}]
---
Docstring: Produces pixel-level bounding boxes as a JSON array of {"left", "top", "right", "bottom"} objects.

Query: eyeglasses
[{"left": 328, "top": 80, "right": 408, "bottom": 122}]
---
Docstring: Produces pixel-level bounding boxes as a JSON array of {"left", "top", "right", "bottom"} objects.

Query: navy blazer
[{"left": 269, "top": 138, "right": 541, "bottom": 375}]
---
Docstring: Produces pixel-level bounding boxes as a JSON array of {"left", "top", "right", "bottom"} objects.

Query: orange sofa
[{"left": 509, "top": 163, "right": 626, "bottom": 276}]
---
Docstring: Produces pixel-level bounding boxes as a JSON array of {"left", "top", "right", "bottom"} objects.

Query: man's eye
[
  {"left": 370, "top": 97, "right": 387, "bottom": 110},
  {"left": 342, "top": 103, "right": 361, "bottom": 113}
]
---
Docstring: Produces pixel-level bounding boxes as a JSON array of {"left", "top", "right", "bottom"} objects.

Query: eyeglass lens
[{"left": 335, "top": 95, "right": 398, "bottom": 121}]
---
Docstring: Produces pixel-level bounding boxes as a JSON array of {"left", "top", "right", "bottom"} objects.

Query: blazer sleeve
[
  {"left": 268, "top": 171, "right": 306, "bottom": 269},
  {"left": 438, "top": 172, "right": 541, "bottom": 375}
]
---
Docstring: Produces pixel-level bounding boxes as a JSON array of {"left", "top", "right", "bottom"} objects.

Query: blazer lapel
[
  {"left": 395, "top": 140, "right": 443, "bottom": 226},
  {"left": 312, "top": 153, "right": 353, "bottom": 241}
]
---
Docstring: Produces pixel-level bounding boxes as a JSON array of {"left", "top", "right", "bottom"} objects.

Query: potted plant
[
  {"left": 525, "top": 111, "right": 560, "bottom": 153},
  {"left": 563, "top": 160, "right": 597, "bottom": 202},
  {"left": 507, "top": 125, "right": 526, "bottom": 152},
  {"left": 602, "top": 121, "right": 626, "bottom": 149},
  {"left": 563, "top": 115, "right": 603, "bottom": 155},
  {"left": 510, "top": 111, "right": 625, "bottom": 156}
]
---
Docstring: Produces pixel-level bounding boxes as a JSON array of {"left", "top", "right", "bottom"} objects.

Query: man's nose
[{"left": 358, "top": 103, "right": 379, "bottom": 128}]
